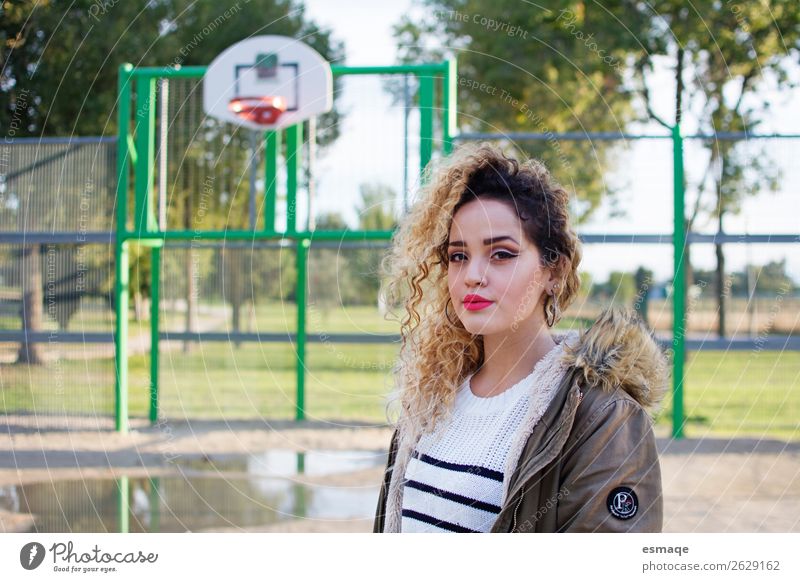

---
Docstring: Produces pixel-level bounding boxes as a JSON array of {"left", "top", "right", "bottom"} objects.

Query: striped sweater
[
  {"left": 400, "top": 374, "right": 531, "bottom": 532},
  {"left": 399, "top": 337, "right": 574, "bottom": 533}
]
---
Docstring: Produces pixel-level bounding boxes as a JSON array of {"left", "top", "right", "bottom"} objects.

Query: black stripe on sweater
[
  {"left": 405, "top": 479, "right": 502, "bottom": 514},
  {"left": 411, "top": 449, "right": 504, "bottom": 482},
  {"left": 401, "top": 509, "right": 481, "bottom": 533}
]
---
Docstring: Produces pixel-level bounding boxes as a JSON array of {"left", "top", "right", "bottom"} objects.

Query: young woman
[{"left": 373, "top": 143, "right": 669, "bottom": 533}]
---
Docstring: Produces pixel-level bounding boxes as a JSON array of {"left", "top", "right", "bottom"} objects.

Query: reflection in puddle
[{"left": 0, "top": 449, "right": 387, "bottom": 533}]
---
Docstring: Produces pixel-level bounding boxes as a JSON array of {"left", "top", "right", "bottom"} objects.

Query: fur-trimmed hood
[{"left": 561, "top": 305, "right": 670, "bottom": 413}]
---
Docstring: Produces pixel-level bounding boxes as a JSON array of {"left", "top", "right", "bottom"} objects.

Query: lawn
[{"left": 1, "top": 301, "right": 798, "bottom": 440}]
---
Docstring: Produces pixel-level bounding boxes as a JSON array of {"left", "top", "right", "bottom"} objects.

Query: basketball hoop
[
  {"left": 227, "top": 96, "right": 287, "bottom": 126},
  {"left": 205, "top": 36, "right": 333, "bottom": 130}
]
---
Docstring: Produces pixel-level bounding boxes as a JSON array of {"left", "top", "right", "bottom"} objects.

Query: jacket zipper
[
  {"left": 511, "top": 486, "right": 524, "bottom": 532},
  {"left": 508, "top": 389, "right": 583, "bottom": 533}
]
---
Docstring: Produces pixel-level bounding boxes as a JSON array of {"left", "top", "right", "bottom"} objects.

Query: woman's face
[{"left": 447, "top": 198, "right": 555, "bottom": 336}]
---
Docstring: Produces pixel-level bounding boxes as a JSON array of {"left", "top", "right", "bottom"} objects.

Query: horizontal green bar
[
  {"left": 122, "top": 229, "right": 396, "bottom": 241},
  {"left": 134, "top": 238, "right": 164, "bottom": 248},
  {"left": 331, "top": 63, "right": 448, "bottom": 76},
  {"left": 129, "top": 63, "right": 449, "bottom": 81},
  {"left": 131, "top": 66, "right": 207, "bottom": 78}
]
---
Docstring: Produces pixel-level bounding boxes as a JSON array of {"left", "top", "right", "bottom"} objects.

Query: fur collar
[{"left": 561, "top": 305, "right": 669, "bottom": 412}]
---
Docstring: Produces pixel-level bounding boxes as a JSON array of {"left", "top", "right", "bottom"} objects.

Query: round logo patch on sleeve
[{"left": 606, "top": 486, "right": 638, "bottom": 520}]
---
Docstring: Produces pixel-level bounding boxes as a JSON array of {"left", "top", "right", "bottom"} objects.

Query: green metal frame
[
  {"left": 114, "top": 60, "right": 457, "bottom": 433},
  {"left": 671, "top": 125, "right": 686, "bottom": 439},
  {"left": 116, "top": 56, "right": 694, "bottom": 440}
]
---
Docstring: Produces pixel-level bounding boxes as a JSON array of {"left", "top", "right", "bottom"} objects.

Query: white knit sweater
[{"left": 387, "top": 330, "right": 580, "bottom": 533}]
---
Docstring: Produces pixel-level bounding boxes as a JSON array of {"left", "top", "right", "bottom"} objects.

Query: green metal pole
[
  {"left": 295, "top": 238, "right": 309, "bottom": 421},
  {"left": 442, "top": 59, "right": 457, "bottom": 155},
  {"left": 672, "top": 124, "right": 686, "bottom": 440},
  {"left": 149, "top": 245, "right": 161, "bottom": 424},
  {"left": 148, "top": 477, "right": 161, "bottom": 532},
  {"left": 265, "top": 130, "right": 281, "bottom": 234},
  {"left": 117, "top": 476, "right": 129, "bottom": 533},
  {"left": 115, "top": 64, "right": 133, "bottom": 434},
  {"left": 419, "top": 74, "right": 435, "bottom": 179},
  {"left": 115, "top": 241, "right": 130, "bottom": 434},
  {"left": 134, "top": 76, "right": 157, "bottom": 235},
  {"left": 286, "top": 123, "right": 303, "bottom": 235}
]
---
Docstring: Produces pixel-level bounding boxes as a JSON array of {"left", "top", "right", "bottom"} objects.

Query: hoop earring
[
  {"left": 545, "top": 285, "right": 561, "bottom": 327},
  {"left": 445, "top": 297, "right": 460, "bottom": 326}
]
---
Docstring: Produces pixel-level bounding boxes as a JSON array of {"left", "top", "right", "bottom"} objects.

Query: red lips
[{"left": 463, "top": 294, "right": 494, "bottom": 311}]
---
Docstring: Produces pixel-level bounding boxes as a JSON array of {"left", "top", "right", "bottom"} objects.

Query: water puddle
[{"left": 0, "top": 449, "right": 387, "bottom": 532}]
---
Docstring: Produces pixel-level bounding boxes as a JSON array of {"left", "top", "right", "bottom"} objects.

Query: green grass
[
  {"left": 1, "top": 301, "right": 798, "bottom": 440},
  {"left": 653, "top": 349, "right": 800, "bottom": 441}
]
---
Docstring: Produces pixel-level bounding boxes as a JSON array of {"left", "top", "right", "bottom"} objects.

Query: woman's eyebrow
[{"left": 448, "top": 236, "right": 519, "bottom": 247}]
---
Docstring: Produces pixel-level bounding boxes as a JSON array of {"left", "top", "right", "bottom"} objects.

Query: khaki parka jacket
[{"left": 373, "top": 306, "right": 669, "bottom": 533}]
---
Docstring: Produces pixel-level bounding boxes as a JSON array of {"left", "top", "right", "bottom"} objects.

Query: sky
[{"left": 299, "top": 0, "right": 799, "bottom": 286}]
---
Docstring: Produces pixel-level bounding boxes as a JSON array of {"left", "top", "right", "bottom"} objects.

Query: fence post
[
  {"left": 672, "top": 124, "right": 686, "bottom": 439},
  {"left": 419, "top": 73, "right": 435, "bottom": 179},
  {"left": 134, "top": 75, "right": 157, "bottom": 235},
  {"left": 115, "top": 64, "right": 134, "bottom": 434},
  {"left": 265, "top": 130, "right": 281, "bottom": 234},
  {"left": 442, "top": 59, "right": 457, "bottom": 155},
  {"left": 286, "top": 123, "right": 303, "bottom": 235},
  {"left": 295, "top": 238, "right": 309, "bottom": 421},
  {"left": 149, "top": 245, "right": 161, "bottom": 424}
]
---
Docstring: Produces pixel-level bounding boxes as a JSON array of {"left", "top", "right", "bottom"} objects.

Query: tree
[
  {"left": 634, "top": 266, "right": 655, "bottom": 325},
  {"left": 389, "top": 0, "right": 645, "bottom": 224},
  {"left": 394, "top": 1, "right": 800, "bottom": 337},
  {"left": 628, "top": 0, "right": 799, "bottom": 336},
  {"left": 308, "top": 211, "right": 350, "bottom": 326},
  {"left": 353, "top": 182, "right": 398, "bottom": 306}
]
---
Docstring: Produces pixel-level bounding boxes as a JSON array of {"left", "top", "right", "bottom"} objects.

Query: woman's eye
[
  {"left": 448, "top": 251, "right": 516, "bottom": 262},
  {"left": 493, "top": 251, "right": 516, "bottom": 260}
]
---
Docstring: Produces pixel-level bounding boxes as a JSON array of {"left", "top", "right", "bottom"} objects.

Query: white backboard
[{"left": 203, "top": 35, "right": 333, "bottom": 130}]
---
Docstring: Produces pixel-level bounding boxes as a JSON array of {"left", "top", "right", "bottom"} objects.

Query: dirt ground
[{"left": 1, "top": 416, "right": 798, "bottom": 533}]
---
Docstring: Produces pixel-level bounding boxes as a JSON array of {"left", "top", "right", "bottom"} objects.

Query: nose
[{"left": 464, "top": 256, "right": 488, "bottom": 287}]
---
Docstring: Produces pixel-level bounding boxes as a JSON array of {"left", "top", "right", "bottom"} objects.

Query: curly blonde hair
[{"left": 379, "top": 143, "right": 582, "bottom": 438}]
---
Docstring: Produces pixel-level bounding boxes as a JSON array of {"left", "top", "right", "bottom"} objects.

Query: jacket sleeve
[
  {"left": 373, "top": 428, "right": 399, "bottom": 533},
  {"left": 556, "top": 397, "right": 663, "bottom": 532}
]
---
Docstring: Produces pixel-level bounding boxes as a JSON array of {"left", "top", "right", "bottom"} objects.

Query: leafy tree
[
  {"left": 388, "top": 0, "right": 644, "bottom": 223},
  {"left": 627, "top": 0, "right": 799, "bottom": 336},
  {"left": 393, "top": 0, "right": 800, "bottom": 337},
  {"left": 353, "top": 182, "right": 398, "bottom": 306}
]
